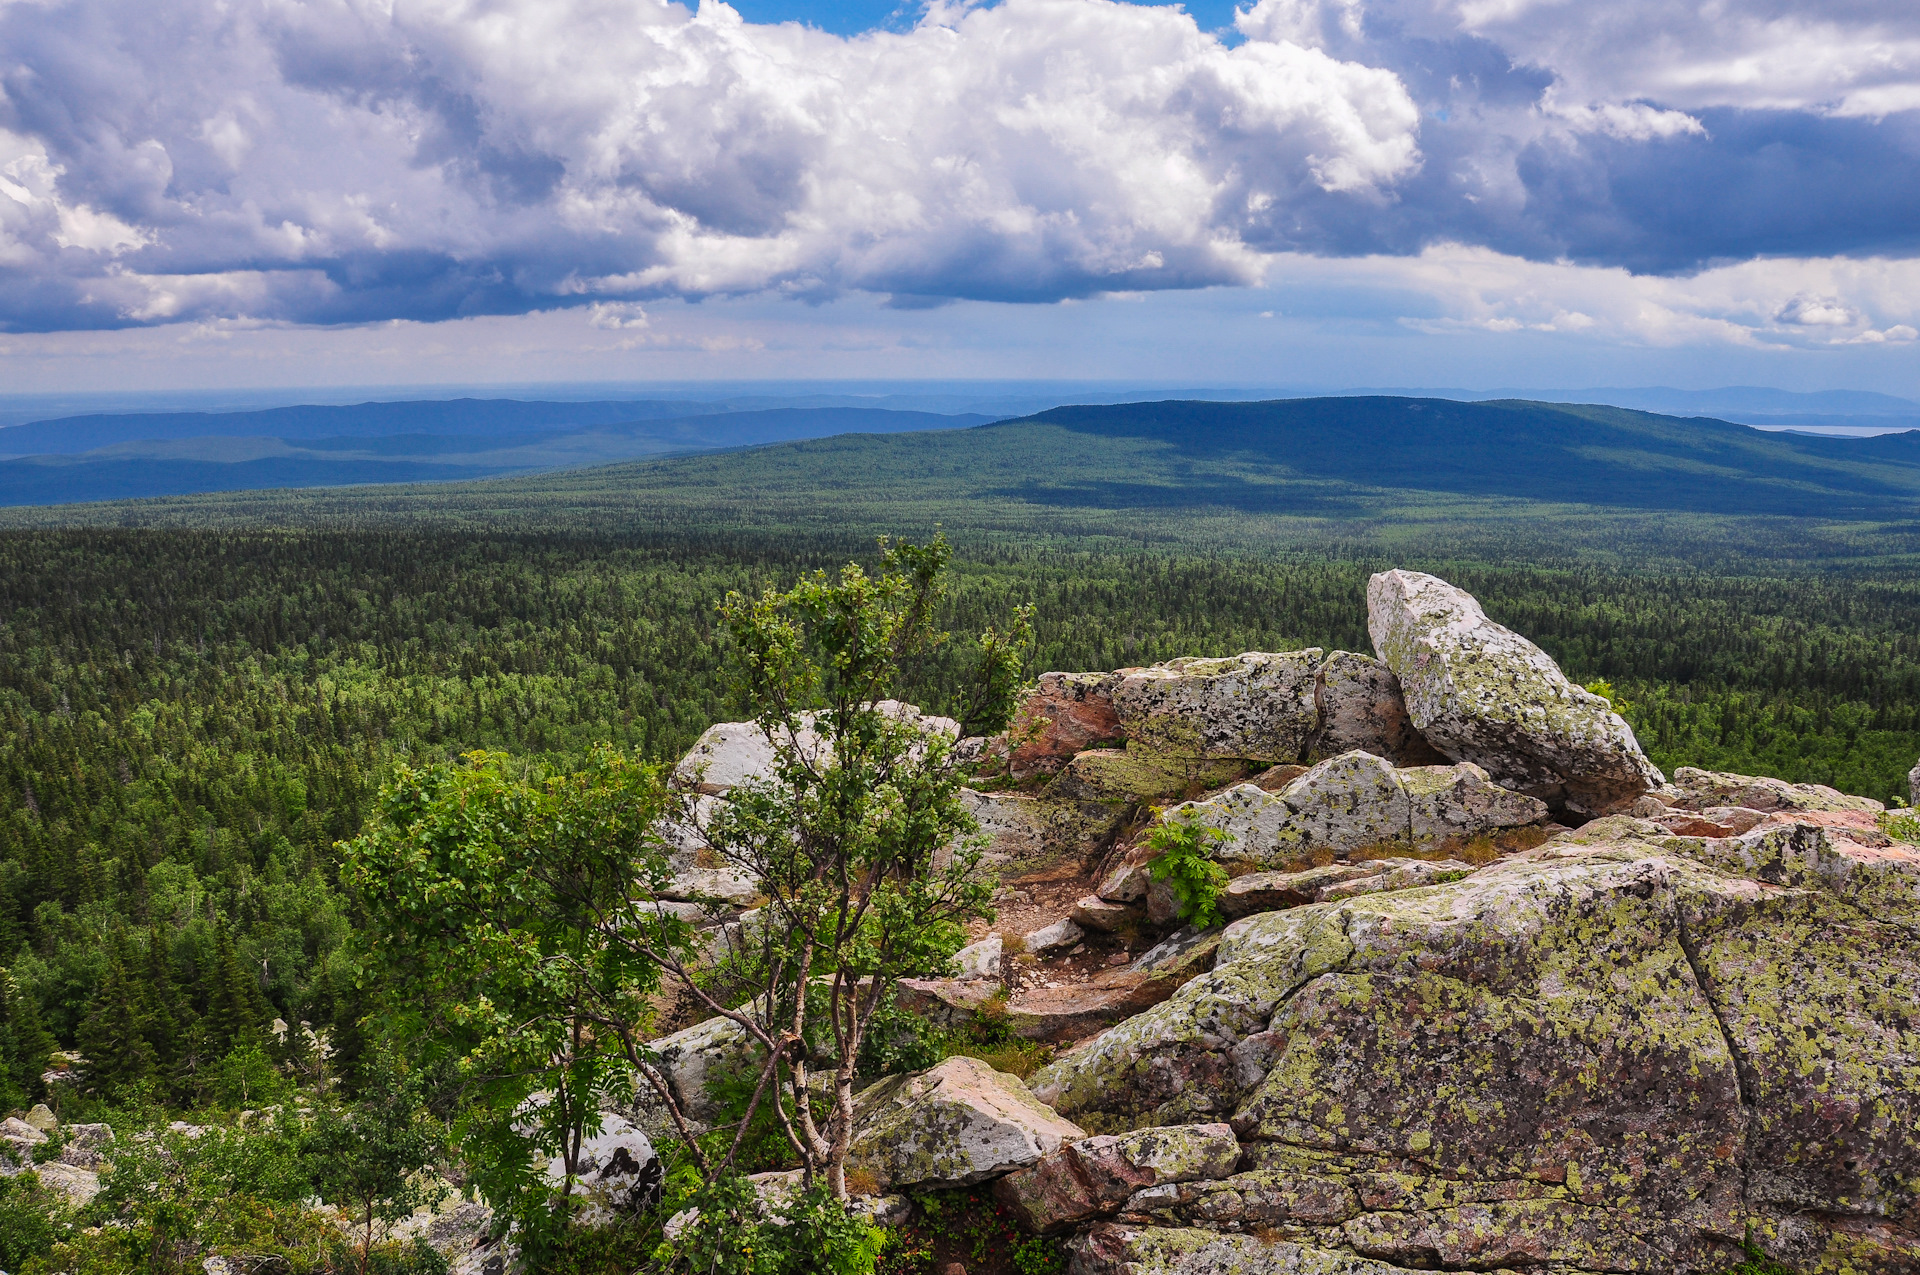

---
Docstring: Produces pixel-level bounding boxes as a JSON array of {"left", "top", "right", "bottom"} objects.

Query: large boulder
[
  {"left": 657, "top": 795, "right": 762, "bottom": 906},
  {"left": 847, "top": 1056, "right": 1086, "bottom": 1191},
  {"left": 1112, "top": 652, "right": 1323, "bottom": 763},
  {"left": 1031, "top": 818, "right": 1920, "bottom": 1274},
  {"left": 961, "top": 788, "right": 1130, "bottom": 874},
  {"left": 994, "top": 1122, "right": 1240, "bottom": 1233},
  {"left": 1008, "top": 672, "right": 1126, "bottom": 778},
  {"left": 1161, "top": 750, "right": 1547, "bottom": 868},
  {"left": 1367, "top": 569, "right": 1663, "bottom": 814},
  {"left": 1044, "top": 747, "right": 1247, "bottom": 805},
  {"left": 543, "top": 1112, "right": 661, "bottom": 1222},
  {"left": 635, "top": 1014, "right": 763, "bottom": 1131},
  {"left": 1308, "top": 651, "right": 1447, "bottom": 766}
]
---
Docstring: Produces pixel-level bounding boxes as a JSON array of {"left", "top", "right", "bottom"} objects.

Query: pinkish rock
[
  {"left": 1007, "top": 672, "right": 1125, "bottom": 778},
  {"left": 1071, "top": 895, "right": 1142, "bottom": 932},
  {"left": 1309, "top": 650, "right": 1448, "bottom": 766},
  {"left": 1665, "top": 766, "right": 1884, "bottom": 815},
  {"left": 994, "top": 1123, "right": 1240, "bottom": 1233}
]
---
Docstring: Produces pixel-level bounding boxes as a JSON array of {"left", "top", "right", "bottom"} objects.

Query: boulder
[
  {"left": 1, "top": 1116, "right": 45, "bottom": 1145},
  {"left": 1317, "top": 856, "right": 1475, "bottom": 900},
  {"left": 23, "top": 1104, "right": 55, "bottom": 1133},
  {"left": 59, "top": 1122, "right": 113, "bottom": 1169},
  {"left": 1911, "top": 758, "right": 1920, "bottom": 810},
  {"left": 1367, "top": 569, "right": 1664, "bottom": 814},
  {"left": 1023, "top": 918, "right": 1085, "bottom": 957},
  {"left": 670, "top": 719, "right": 825, "bottom": 795},
  {"left": 1218, "top": 863, "right": 1382, "bottom": 919},
  {"left": 640, "top": 1014, "right": 763, "bottom": 1129},
  {"left": 1664, "top": 766, "right": 1884, "bottom": 815},
  {"left": 994, "top": 1123, "right": 1240, "bottom": 1233},
  {"left": 30, "top": 1161, "right": 99, "bottom": 1207},
  {"left": 961, "top": 789, "right": 1130, "bottom": 873},
  {"left": 1247, "top": 763, "right": 1307, "bottom": 791},
  {"left": 1308, "top": 650, "right": 1447, "bottom": 766},
  {"left": 893, "top": 977, "right": 1005, "bottom": 1028},
  {"left": 1045, "top": 747, "right": 1246, "bottom": 805},
  {"left": 951, "top": 933, "right": 1003, "bottom": 981},
  {"left": 847, "top": 1057, "right": 1085, "bottom": 1191},
  {"left": 1031, "top": 819, "right": 1920, "bottom": 1273},
  {"left": 545, "top": 1112, "right": 660, "bottom": 1222},
  {"left": 1008, "top": 672, "right": 1126, "bottom": 778},
  {"left": 1070, "top": 895, "right": 1141, "bottom": 932},
  {"left": 1162, "top": 751, "right": 1547, "bottom": 868},
  {"left": 657, "top": 795, "right": 762, "bottom": 906},
  {"left": 1112, "top": 653, "right": 1323, "bottom": 763}
]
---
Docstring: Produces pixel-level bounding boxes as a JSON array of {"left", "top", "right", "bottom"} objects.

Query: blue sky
[{"left": 1, "top": 0, "right": 1917, "bottom": 395}]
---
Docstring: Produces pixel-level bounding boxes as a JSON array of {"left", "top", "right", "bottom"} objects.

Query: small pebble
[
  {"left": 1068, "top": 943, "right": 1086, "bottom": 956},
  {"left": 1106, "top": 952, "right": 1130, "bottom": 965}
]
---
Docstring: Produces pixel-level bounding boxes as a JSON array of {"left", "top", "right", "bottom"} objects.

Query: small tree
[
  {"left": 637, "top": 535, "right": 1031, "bottom": 1199},
  {"left": 341, "top": 746, "right": 693, "bottom": 1245},
  {"left": 305, "top": 1051, "right": 447, "bottom": 1275}
]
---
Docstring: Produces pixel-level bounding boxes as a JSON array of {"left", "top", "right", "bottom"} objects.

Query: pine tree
[
  {"left": 142, "top": 925, "right": 187, "bottom": 1070},
  {"left": 200, "top": 920, "right": 269, "bottom": 1059}
]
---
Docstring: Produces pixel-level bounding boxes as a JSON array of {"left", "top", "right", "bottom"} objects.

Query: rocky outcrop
[
  {"left": 1045, "top": 748, "right": 1247, "bottom": 805},
  {"left": 994, "top": 1122, "right": 1240, "bottom": 1233},
  {"left": 1159, "top": 750, "right": 1546, "bottom": 868},
  {"left": 847, "top": 1057, "right": 1086, "bottom": 1191},
  {"left": 1030, "top": 816, "right": 1920, "bottom": 1273},
  {"left": 1112, "top": 653, "right": 1323, "bottom": 763},
  {"left": 1308, "top": 651, "right": 1447, "bottom": 767},
  {"left": 962, "top": 788, "right": 1131, "bottom": 874},
  {"left": 1367, "top": 569, "right": 1664, "bottom": 814}
]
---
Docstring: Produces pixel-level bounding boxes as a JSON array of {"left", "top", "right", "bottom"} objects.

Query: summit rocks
[{"left": 1367, "top": 569, "right": 1664, "bottom": 814}]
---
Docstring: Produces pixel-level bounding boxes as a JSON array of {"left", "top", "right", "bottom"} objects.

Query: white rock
[
  {"left": 1367, "top": 569, "right": 1664, "bottom": 814},
  {"left": 848, "top": 1056, "right": 1087, "bottom": 1190},
  {"left": 1, "top": 1116, "right": 45, "bottom": 1144},
  {"left": 541, "top": 1111, "right": 659, "bottom": 1221},
  {"left": 1023, "top": 918, "right": 1086, "bottom": 956},
  {"left": 22, "top": 1104, "right": 55, "bottom": 1133},
  {"left": 657, "top": 794, "right": 763, "bottom": 906},
  {"left": 671, "top": 719, "right": 828, "bottom": 795},
  {"left": 642, "top": 1014, "right": 763, "bottom": 1127},
  {"left": 952, "top": 934, "right": 1004, "bottom": 981}
]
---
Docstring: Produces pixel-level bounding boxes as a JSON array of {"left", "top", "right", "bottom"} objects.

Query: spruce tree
[
  {"left": 0, "top": 971, "right": 53, "bottom": 1111},
  {"left": 76, "top": 952, "right": 157, "bottom": 1099}
]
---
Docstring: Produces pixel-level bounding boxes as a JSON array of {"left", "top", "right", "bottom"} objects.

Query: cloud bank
[{"left": 0, "top": 0, "right": 1915, "bottom": 332}]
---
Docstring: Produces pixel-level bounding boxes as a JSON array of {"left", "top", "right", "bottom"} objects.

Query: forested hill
[{"left": 1002, "top": 396, "right": 1920, "bottom": 517}]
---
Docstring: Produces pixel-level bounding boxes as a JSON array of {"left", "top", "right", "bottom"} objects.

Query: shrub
[{"left": 1144, "top": 813, "right": 1229, "bottom": 929}]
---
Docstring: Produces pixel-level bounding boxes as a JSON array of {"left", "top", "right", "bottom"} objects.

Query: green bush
[
  {"left": 654, "top": 1173, "right": 882, "bottom": 1275},
  {"left": 1144, "top": 813, "right": 1230, "bottom": 929},
  {"left": 0, "top": 1173, "right": 57, "bottom": 1272}
]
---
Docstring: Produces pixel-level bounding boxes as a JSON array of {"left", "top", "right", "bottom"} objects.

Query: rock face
[
  {"left": 994, "top": 1122, "right": 1240, "bottom": 1233},
  {"left": 1031, "top": 816, "right": 1920, "bottom": 1274},
  {"left": 1009, "top": 672, "right": 1125, "bottom": 778},
  {"left": 1367, "top": 569, "right": 1664, "bottom": 814},
  {"left": 1112, "top": 653, "right": 1323, "bottom": 762},
  {"left": 1163, "top": 751, "right": 1547, "bottom": 868},
  {"left": 1309, "top": 651, "right": 1447, "bottom": 767},
  {"left": 1045, "top": 748, "right": 1247, "bottom": 805},
  {"left": 848, "top": 1057, "right": 1087, "bottom": 1191}
]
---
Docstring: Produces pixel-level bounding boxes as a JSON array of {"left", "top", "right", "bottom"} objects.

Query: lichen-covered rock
[
  {"left": 1367, "top": 569, "right": 1664, "bottom": 814},
  {"left": 1665, "top": 766, "right": 1885, "bottom": 815},
  {"left": 1316, "top": 856, "right": 1475, "bottom": 901},
  {"left": 1008, "top": 672, "right": 1126, "bottom": 778},
  {"left": 951, "top": 933, "right": 1003, "bottom": 980},
  {"left": 1067, "top": 1225, "right": 1417, "bottom": 1275},
  {"left": 1046, "top": 748, "right": 1247, "bottom": 805},
  {"left": 847, "top": 1056, "right": 1086, "bottom": 1191},
  {"left": 638, "top": 1014, "right": 763, "bottom": 1129},
  {"left": 994, "top": 1123, "right": 1240, "bottom": 1233},
  {"left": 1308, "top": 651, "right": 1447, "bottom": 767},
  {"left": 1032, "top": 820, "right": 1920, "bottom": 1274},
  {"left": 1163, "top": 751, "right": 1546, "bottom": 868},
  {"left": 1219, "top": 863, "right": 1382, "bottom": 919},
  {"left": 962, "top": 789, "right": 1130, "bottom": 873},
  {"left": 1911, "top": 758, "right": 1920, "bottom": 810},
  {"left": 1113, "top": 653, "right": 1323, "bottom": 763}
]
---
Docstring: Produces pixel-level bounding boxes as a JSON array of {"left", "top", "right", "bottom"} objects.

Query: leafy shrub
[
  {"left": 0, "top": 1173, "right": 56, "bottom": 1272},
  {"left": 877, "top": 1187, "right": 1066, "bottom": 1275},
  {"left": 654, "top": 1173, "right": 883, "bottom": 1275},
  {"left": 1144, "top": 814, "right": 1229, "bottom": 929}
]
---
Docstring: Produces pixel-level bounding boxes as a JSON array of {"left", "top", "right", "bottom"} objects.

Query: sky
[{"left": 1, "top": 0, "right": 1918, "bottom": 395}]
